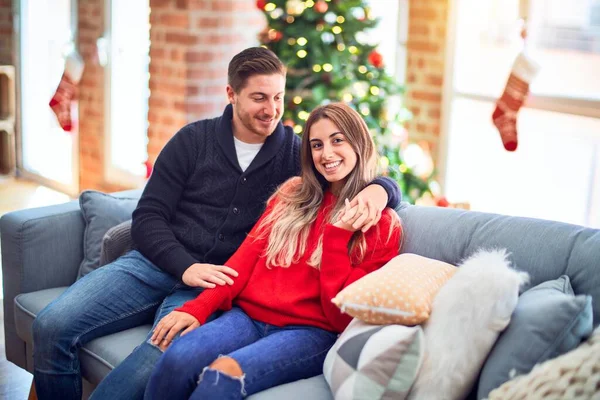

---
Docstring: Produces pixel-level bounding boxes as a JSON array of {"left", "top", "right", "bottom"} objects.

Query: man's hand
[
  {"left": 338, "top": 184, "right": 387, "bottom": 232},
  {"left": 151, "top": 311, "right": 199, "bottom": 351},
  {"left": 182, "top": 263, "right": 238, "bottom": 288},
  {"left": 335, "top": 198, "right": 367, "bottom": 232}
]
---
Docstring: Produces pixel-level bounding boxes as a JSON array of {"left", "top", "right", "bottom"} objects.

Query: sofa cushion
[
  {"left": 15, "top": 287, "right": 69, "bottom": 344},
  {"left": 323, "top": 319, "right": 424, "bottom": 400},
  {"left": 477, "top": 275, "right": 594, "bottom": 399},
  {"left": 14, "top": 288, "right": 151, "bottom": 384},
  {"left": 247, "top": 375, "right": 333, "bottom": 400},
  {"left": 488, "top": 327, "right": 600, "bottom": 400},
  {"left": 396, "top": 204, "right": 600, "bottom": 327},
  {"left": 79, "top": 325, "right": 152, "bottom": 385},
  {"left": 78, "top": 191, "right": 139, "bottom": 278},
  {"left": 332, "top": 253, "right": 456, "bottom": 325}
]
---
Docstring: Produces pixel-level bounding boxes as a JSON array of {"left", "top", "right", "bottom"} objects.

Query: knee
[
  {"left": 152, "top": 339, "right": 194, "bottom": 373},
  {"left": 209, "top": 356, "right": 243, "bottom": 378},
  {"left": 32, "top": 306, "right": 68, "bottom": 347}
]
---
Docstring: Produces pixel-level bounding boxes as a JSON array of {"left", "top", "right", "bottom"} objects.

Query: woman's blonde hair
[{"left": 257, "top": 102, "right": 391, "bottom": 269}]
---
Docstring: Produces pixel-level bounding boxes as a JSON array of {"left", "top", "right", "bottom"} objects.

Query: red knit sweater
[{"left": 176, "top": 189, "right": 401, "bottom": 333}]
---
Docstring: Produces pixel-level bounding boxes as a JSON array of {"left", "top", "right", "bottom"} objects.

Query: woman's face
[{"left": 308, "top": 118, "right": 357, "bottom": 193}]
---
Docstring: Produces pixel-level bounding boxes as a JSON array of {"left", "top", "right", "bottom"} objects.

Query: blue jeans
[
  {"left": 32, "top": 250, "right": 209, "bottom": 400},
  {"left": 145, "top": 307, "right": 338, "bottom": 400}
]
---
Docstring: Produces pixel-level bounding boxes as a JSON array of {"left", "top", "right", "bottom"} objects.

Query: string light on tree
[
  {"left": 256, "top": 0, "right": 434, "bottom": 203},
  {"left": 314, "top": 0, "right": 328, "bottom": 13},
  {"left": 286, "top": 0, "right": 305, "bottom": 15}
]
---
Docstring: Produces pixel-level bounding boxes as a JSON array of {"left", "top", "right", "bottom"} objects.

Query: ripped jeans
[{"left": 144, "top": 307, "right": 338, "bottom": 400}]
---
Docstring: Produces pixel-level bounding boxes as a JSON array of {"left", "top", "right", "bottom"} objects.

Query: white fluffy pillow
[{"left": 407, "top": 249, "right": 529, "bottom": 400}]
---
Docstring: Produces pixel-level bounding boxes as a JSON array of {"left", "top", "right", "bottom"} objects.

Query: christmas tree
[{"left": 256, "top": 0, "right": 434, "bottom": 203}]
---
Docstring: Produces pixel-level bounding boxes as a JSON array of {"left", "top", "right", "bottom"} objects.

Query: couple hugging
[{"left": 32, "top": 47, "right": 403, "bottom": 400}]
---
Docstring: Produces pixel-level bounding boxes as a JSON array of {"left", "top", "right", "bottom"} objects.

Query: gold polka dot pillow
[{"left": 332, "top": 253, "right": 457, "bottom": 325}]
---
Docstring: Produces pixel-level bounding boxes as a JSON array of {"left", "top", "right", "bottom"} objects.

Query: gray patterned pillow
[{"left": 323, "top": 319, "right": 424, "bottom": 400}]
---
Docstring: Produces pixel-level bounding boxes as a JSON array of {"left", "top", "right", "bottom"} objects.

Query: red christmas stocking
[
  {"left": 492, "top": 52, "right": 539, "bottom": 151},
  {"left": 49, "top": 52, "right": 84, "bottom": 132}
]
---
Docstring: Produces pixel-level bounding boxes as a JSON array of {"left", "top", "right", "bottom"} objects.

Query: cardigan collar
[{"left": 216, "top": 104, "right": 286, "bottom": 175}]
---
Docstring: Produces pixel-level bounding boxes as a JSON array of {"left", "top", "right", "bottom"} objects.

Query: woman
[{"left": 145, "top": 103, "right": 402, "bottom": 399}]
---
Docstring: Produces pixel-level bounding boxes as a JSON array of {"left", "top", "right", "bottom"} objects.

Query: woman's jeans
[
  {"left": 32, "top": 250, "right": 214, "bottom": 400},
  {"left": 145, "top": 307, "right": 338, "bottom": 400}
]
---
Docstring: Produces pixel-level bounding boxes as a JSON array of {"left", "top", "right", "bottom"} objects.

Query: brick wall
[
  {"left": 9, "top": 0, "right": 448, "bottom": 192},
  {"left": 77, "top": 0, "right": 124, "bottom": 192},
  {"left": 76, "top": 0, "right": 263, "bottom": 190},
  {"left": 0, "top": 0, "right": 12, "bottom": 65},
  {"left": 146, "top": 0, "right": 263, "bottom": 165},
  {"left": 404, "top": 0, "right": 449, "bottom": 164}
]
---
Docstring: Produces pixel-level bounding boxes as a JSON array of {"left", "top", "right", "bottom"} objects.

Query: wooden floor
[{"left": 0, "top": 175, "right": 71, "bottom": 400}]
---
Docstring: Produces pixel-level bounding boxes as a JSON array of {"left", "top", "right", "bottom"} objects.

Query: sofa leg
[{"left": 28, "top": 380, "right": 37, "bottom": 400}]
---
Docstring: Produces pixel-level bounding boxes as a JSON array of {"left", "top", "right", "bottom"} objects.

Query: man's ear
[{"left": 226, "top": 85, "right": 236, "bottom": 104}]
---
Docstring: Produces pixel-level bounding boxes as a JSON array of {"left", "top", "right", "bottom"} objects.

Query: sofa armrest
[{"left": 1, "top": 199, "right": 85, "bottom": 367}]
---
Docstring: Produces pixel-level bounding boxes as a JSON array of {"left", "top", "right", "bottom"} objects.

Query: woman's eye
[{"left": 311, "top": 143, "right": 322, "bottom": 149}]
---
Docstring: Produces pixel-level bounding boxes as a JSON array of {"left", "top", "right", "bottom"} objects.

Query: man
[{"left": 32, "top": 47, "right": 400, "bottom": 400}]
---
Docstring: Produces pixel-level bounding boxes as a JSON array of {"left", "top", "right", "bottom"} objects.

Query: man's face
[{"left": 227, "top": 74, "right": 285, "bottom": 144}]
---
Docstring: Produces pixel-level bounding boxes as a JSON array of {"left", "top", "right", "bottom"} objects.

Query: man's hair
[{"left": 228, "top": 47, "right": 286, "bottom": 93}]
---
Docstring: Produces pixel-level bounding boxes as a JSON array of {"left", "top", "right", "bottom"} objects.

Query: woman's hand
[
  {"left": 335, "top": 197, "right": 381, "bottom": 232},
  {"left": 151, "top": 311, "right": 199, "bottom": 351}
]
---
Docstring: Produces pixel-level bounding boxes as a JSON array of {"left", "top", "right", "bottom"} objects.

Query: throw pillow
[
  {"left": 488, "top": 327, "right": 600, "bottom": 400},
  {"left": 408, "top": 249, "right": 529, "bottom": 400},
  {"left": 477, "top": 275, "right": 593, "bottom": 399},
  {"left": 323, "top": 318, "right": 424, "bottom": 400},
  {"left": 99, "top": 219, "right": 134, "bottom": 267},
  {"left": 78, "top": 190, "right": 139, "bottom": 278},
  {"left": 332, "top": 253, "right": 457, "bottom": 325}
]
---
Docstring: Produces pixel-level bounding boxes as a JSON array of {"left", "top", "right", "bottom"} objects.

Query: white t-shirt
[{"left": 233, "top": 136, "right": 263, "bottom": 172}]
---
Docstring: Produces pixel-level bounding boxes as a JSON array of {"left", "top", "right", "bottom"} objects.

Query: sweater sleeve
[
  {"left": 175, "top": 197, "right": 276, "bottom": 324},
  {"left": 319, "top": 211, "right": 402, "bottom": 332},
  {"left": 131, "top": 125, "right": 199, "bottom": 278},
  {"left": 370, "top": 176, "right": 401, "bottom": 209}
]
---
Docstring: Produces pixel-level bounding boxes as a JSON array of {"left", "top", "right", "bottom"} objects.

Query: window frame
[{"left": 102, "top": 0, "right": 150, "bottom": 188}]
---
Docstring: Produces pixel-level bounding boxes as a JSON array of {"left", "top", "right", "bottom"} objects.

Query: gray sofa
[{"left": 2, "top": 190, "right": 599, "bottom": 399}]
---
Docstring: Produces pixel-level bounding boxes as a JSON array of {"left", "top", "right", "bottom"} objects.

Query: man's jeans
[
  {"left": 32, "top": 250, "right": 208, "bottom": 400},
  {"left": 145, "top": 307, "right": 338, "bottom": 400}
]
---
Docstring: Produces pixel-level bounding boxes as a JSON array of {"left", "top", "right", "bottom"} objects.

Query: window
[
  {"left": 366, "top": 0, "right": 409, "bottom": 84},
  {"left": 104, "top": 0, "right": 150, "bottom": 186},
  {"left": 444, "top": 0, "right": 600, "bottom": 228},
  {"left": 18, "top": 0, "right": 79, "bottom": 195}
]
